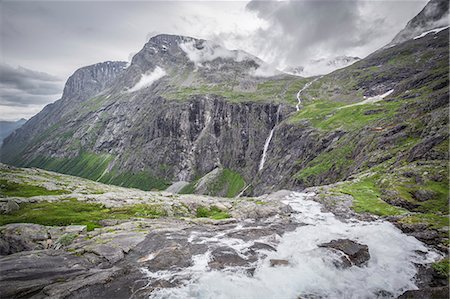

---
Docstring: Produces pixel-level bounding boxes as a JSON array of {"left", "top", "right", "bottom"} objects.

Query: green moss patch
[
  {"left": 0, "top": 198, "right": 167, "bottom": 231},
  {"left": 0, "top": 179, "right": 69, "bottom": 198},
  {"left": 25, "top": 152, "right": 170, "bottom": 191},
  {"left": 295, "top": 143, "right": 355, "bottom": 183},
  {"left": 289, "top": 98, "right": 401, "bottom": 131},
  {"left": 207, "top": 169, "right": 246, "bottom": 198},
  {"left": 432, "top": 259, "right": 449, "bottom": 279},
  {"left": 337, "top": 177, "right": 407, "bottom": 216},
  {"left": 196, "top": 205, "right": 230, "bottom": 220}
]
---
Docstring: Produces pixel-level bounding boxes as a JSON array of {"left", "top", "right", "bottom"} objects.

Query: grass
[
  {"left": 336, "top": 177, "right": 407, "bottom": 216},
  {"left": 0, "top": 198, "right": 167, "bottom": 231},
  {"left": 398, "top": 214, "right": 449, "bottom": 230},
  {"left": 432, "top": 259, "right": 449, "bottom": 278},
  {"left": 179, "top": 180, "right": 198, "bottom": 194},
  {"left": 196, "top": 205, "right": 230, "bottom": 220},
  {"left": 295, "top": 143, "right": 355, "bottom": 183},
  {"left": 25, "top": 152, "right": 170, "bottom": 191},
  {"left": 163, "top": 77, "right": 299, "bottom": 104},
  {"left": 179, "top": 169, "right": 245, "bottom": 198},
  {"left": 0, "top": 179, "right": 69, "bottom": 198},
  {"left": 289, "top": 98, "right": 402, "bottom": 131},
  {"left": 26, "top": 151, "right": 113, "bottom": 182},
  {"left": 99, "top": 170, "right": 170, "bottom": 191},
  {"left": 207, "top": 169, "right": 246, "bottom": 198}
]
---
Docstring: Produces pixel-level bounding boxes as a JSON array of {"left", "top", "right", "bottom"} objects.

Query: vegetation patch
[
  {"left": 207, "top": 169, "right": 246, "bottom": 198},
  {"left": 336, "top": 177, "right": 407, "bottom": 216},
  {"left": 25, "top": 153, "right": 170, "bottom": 191},
  {"left": 295, "top": 143, "right": 355, "bottom": 183},
  {"left": 26, "top": 152, "right": 113, "bottom": 182},
  {"left": 289, "top": 98, "right": 402, "bottom": 131},
  {"left": 0, "top": 179, "right": 69, "bottom": 198},
  {"left": 432, "top": 259, "right": 449, "bottom": 279},
  {"left": 99, "top": 170, "right": 170, "bottom": 191},
  {"left": 0, "top": 198, "right": 167, "bottom": 231},
  {"left": 163, "top": 77, "right": 299, "bottom": 105},
  {"left": 196, "top": 205, "right": 230, "bottom": 220}
]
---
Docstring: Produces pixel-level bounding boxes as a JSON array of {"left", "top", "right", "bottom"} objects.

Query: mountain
[
  {"left": 1, "top": 5, "right": 448, "bottom": 220},
  {"left": 0, "top": 118, "right": 26, "bottom": 144},
  {"left": 389, "top": 0, "right": 449, "bottom": 46},
  {"left": 284, "top": 56, "right": 360, "bottom": 77}
]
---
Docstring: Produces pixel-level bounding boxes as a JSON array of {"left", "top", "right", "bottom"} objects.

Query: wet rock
[
  {"left": 270, "top": 259, "right": 289, "bottom": 267},
  {"left": 209, "top": 246, "right": 250, "bottom": 270},
  {"left": 319, "top": 239, "right": 370, "bottom": 267},
  {"left": 249, "top": 242, "right": 277, "bottom": 252},
  {"left": 5, "top": 199, "right": 19, "bottom": 214},
  {"left": 398, "top": 286, "right": 449, "bottom": 299},
  {"left": 144, "top": 244, "right": 192, "bottom": 270},
  {"left": 226, "top": 227, "right": 278, "bottom": 241},
  {"left": 412, "top": 190, "right": 436, "bottom": 202}
]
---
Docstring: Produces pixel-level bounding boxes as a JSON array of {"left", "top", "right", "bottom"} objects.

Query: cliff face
[{"left": 389, "top": 0, "right": 449, "bottom": 46}]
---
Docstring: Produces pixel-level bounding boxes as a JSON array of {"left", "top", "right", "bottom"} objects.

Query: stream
[{"left": 140, "top": 192, "right": 439, "bottom": 299}]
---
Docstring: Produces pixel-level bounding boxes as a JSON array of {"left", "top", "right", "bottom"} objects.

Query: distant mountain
[
  {"left": 0, "top": 119, "right": 26, "bottom": 144},
  {"left": 284, "top": 56, "right": 360, "bottom": 77},
  {"left": 388, "top": 0, "right": 449, "bottom": 46}
]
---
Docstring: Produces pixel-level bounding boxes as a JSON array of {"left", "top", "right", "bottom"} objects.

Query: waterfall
[
  {"left": 296, "top": 77, "right": 321, "bottom": 111},
  {"left": 258, "top": 106, "right": 281, "bottom": 172}
]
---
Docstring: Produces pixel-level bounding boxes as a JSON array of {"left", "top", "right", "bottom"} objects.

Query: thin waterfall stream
[{"left": 258, "top": 105, "right": 281, "bottom": 171}]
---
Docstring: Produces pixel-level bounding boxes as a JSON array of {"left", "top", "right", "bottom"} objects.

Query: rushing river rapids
[{"left": 140, "top": 192, "right": 440, "bottom": 299}]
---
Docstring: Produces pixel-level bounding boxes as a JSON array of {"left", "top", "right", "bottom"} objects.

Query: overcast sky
[{"left": 0, "top": 0, "right": 427, "bottom": 121}]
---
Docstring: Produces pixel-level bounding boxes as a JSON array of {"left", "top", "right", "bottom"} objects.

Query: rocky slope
[{"left": 389, "top": 0, "right": 449, "bottom": 46}]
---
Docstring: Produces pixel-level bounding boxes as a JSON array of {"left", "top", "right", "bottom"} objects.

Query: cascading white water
[
  {"left": 258, "top": 106, "right": 281, "bottom": 171},
  {"left": 145, "top": 192, "right": 440, "bottom": 299},
  {"left": 258, "top": 129, "right": 274, "bottom": 171},
  {"left": 296, "top": 77, "right": 322, "bottom": 111}
]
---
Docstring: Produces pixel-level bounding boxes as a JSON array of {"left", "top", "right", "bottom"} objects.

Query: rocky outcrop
[
  {"left": 319, "top": 239, "right": 370, "bottom": 268},
  {"left": 389, "top": 0, "right": 449, "bottom": 46}
]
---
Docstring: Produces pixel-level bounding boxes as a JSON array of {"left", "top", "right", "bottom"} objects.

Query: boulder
[
  {"left": 398, "top": 286, "right": 449, "bottom": 299},
  {"left": 208, "top": 247, "right": 249, "bottom": 270},
  {"left": 270, "top": 259, "right": 289, "bottom": 267},
  {"left": 5, "top": 199, "right": 20, "bottom": 214},
  {"left": 319, "top": 239, "right": 370, "bottom": 268},
  {"left": 412, "top": 190, "right": 436, "bottom": 202}
]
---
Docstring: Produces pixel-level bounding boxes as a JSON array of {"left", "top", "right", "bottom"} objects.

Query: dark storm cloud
[
  {"left": 245, "top": 0, "right": 427, "bottom": 67},
  {"left": 0, "top": 64, "right": 63, "bottom": 106}
]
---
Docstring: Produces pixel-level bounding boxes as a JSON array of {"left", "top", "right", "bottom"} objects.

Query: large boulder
[{"left": 319, "top": 239, "right": 370, "bottom": 268}]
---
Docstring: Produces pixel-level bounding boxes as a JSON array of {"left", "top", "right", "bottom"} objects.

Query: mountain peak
[{"left": 389, "top": 0, "right": 449, "bottom": 46}]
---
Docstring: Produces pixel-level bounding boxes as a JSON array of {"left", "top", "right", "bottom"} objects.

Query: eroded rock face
[{"left": 319, "top": 239, "right": 370, "bottom": 268}]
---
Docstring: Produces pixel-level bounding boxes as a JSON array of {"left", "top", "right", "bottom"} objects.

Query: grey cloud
[
  {"left": 245, "top": 0, "right": 427, "bottom": 68},
  {"left": 0, "top": 64, "right": 63, "bottom": 106}
]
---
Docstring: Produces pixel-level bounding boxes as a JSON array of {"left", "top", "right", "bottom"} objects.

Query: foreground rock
[{"left": 319, "top": 239, "right": 370, "bottom": 268}]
